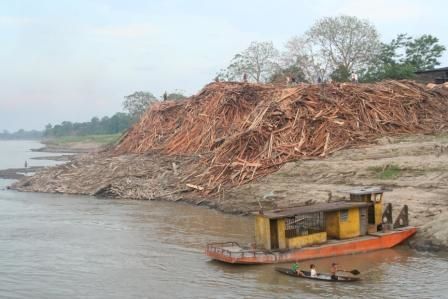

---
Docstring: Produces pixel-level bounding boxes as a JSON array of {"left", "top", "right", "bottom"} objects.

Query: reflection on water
[
  {"left": 0, "top": 141, "right": 447, "bottom": 298},
  {"left": 0, "top": 140, "right": 65, "bottom": 169}
]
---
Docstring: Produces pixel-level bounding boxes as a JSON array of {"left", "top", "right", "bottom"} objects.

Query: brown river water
[{"left": 0, "top": 141, "right": 447, "bottom": 298}]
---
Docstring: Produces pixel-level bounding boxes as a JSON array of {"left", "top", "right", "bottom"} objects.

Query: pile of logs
[{"left": 115, "top": 80, "right": 448, "bottom": 194}]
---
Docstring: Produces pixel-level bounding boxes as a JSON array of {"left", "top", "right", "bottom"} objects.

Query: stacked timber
[{"left": 115, "top": 80, "right": 448, "bottom": 194}]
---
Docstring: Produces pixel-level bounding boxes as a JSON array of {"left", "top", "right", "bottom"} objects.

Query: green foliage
[
  {"left": 123, "top": 91, "right": 157, "bottom": 120},
  {"left": 405, "top": 34, "right": 446, "bottom": 71},
  {"left": 382, "top": 64, "right": 416, "bottom": 80},
  {"left": 330, "top": 65, "right": 351, "bottom": 82},
  {"left": 361, "top": 63, "right": 416, "bottom": 82},
  {"left": 361, "top": 33, "right": 445, "bottom": 81},
  {"left": 48, "top": 133, "right": 122, "bottom": 145},
  {"left": 269, "top": 65, "right": 307, "bottom": 83},
  {"left": 44, "top": 112, "right": 132, "bottom": 137},
  {"left": 163, "top": 90, "right": 187, "bottom": 101},
  {"left": 368, "top": 164, "right": 402, "bottom": 180}
]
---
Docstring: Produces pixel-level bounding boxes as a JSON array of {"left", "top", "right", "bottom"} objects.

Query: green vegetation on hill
[
  {"left": 44, "top": 113, "right": 132, "bottom": 138},
  {"left": 0, "top": 129, "right": 42, "bottom": 140},
  {"left": 46, "top": 133, "right": 122, "bottom": 146}
]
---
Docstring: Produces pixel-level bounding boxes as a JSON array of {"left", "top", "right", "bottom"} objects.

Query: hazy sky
[{"left": 1, "top": 0, "right": 447, "bottom": 131}]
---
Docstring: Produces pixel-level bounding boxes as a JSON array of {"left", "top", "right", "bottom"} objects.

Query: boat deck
[{"left": 206, "top": 227, "right": 417, "bottom": 264}]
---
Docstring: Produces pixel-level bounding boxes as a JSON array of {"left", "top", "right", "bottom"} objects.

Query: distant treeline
[
  {"left": 0, "top": 129, "right": 43, "bottom": 140},
  {"left": 44, "top": 112, "right": 132, "bottom": 137}
]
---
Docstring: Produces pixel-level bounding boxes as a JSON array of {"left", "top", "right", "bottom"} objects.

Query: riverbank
[
  {"left": 11, "top": 133, "right": 448, "bottom": 251},
  {"left": 34, "top": 134, "right": 122, "bottom": 153},
  {"left": 0, "top": 166, "right": 44, "bottom": 180},
  {"left": 0, "top": 155, "right": 73, "bottom": 180},
  {"left": 0, "top": 135, "right": 118, "bottom": 180}
]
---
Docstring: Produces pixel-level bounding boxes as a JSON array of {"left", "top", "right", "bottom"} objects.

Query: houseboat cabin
[{"left": 255, "top": 187, "right": 386, "bottom": 251}]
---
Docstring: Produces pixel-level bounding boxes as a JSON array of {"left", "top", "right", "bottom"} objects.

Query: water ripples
[{"left": 1, "top": 188, "right": 447, "bottom": 298}]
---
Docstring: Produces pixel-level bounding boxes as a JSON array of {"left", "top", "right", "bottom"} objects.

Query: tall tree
[
  {"left": 269, "top": 64, "right": 307, "bottom": 83},
  {"left": 361, "top": 33, "right": 446, "bottom": 81},
  {"left": 307, "top": 15, "right": 381, "bottom": 71},
  {"left": 123, "top": 91, "right": 157, "bottom": 120},
  {"left": 284, "top": 36, "right": 331, "bottom": 82},
  {"left": 218, "top": 41, "right": 280, "bottom": 83},
  {"left": 330, "top": 65, "right": 351, "bottom": 82},
  {"left": 163, "top": 90, "right": 187, "bottom": 101},
  {"left": 405, "top": 34, "right": 446, "bottom": 70}
]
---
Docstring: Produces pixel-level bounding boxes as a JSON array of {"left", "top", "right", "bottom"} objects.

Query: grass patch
[
  {"left": 368, "top": 164, "right": 402, "bottom": 180},
  {"left": 46, "top": 133, "right": 122, "bottom": 145},
  {"left": 434, "top": 133, "right": 448, "bottom": 142}
]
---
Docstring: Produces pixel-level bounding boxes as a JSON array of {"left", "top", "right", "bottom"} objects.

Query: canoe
[{"left": 275, "top": 267, "right": 361, "bottom": 282}]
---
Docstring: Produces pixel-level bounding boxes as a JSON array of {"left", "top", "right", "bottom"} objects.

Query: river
[{"left": 0, "top": 140, "right": 447, "bottom": 298}]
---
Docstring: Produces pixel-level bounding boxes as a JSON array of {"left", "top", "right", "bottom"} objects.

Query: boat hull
[{"left": 206, "top": 226, "right": 417, "bottom": 264}]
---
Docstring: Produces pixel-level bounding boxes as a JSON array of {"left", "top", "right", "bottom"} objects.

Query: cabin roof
[
  {"left": 414, "top": 66, "right": 448, "bottom": 74},
  {"left": 347, "top": 186, "right": 387, "bottom": 195},
  {"left": 258, "top": 201, "right": 372, "bottom": 219}
]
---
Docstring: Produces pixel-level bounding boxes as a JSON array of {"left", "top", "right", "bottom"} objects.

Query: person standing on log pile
[
  {"left": 243, "top": 73, "right": 248, "bottom": 82},
  {"left": 163, "top": 91, "right": 168, "bottom": 101},
  {"left": 286, "top": 76, "right": 291, "bottom": 86},
  {"left": 291, "top": 77, "right": 296, "bottom": 85},
  {"left": 317, "top": 77, "right": 322, "bottom": 84},
  {"left": 351, "top": 72, "right": 358, "bottom": 83}
]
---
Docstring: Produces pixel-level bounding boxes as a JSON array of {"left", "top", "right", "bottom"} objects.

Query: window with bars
[
  {"left": 285, "top": 212, "right": 325, "bottom": 238},
  {"left": 340, "top": 209, "right": 349, "bottom": 222}
]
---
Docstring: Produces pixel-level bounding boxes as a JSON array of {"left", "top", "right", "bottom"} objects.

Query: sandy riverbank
[{"left": 32, "top": 140, "right": 108, "bottom": 153}]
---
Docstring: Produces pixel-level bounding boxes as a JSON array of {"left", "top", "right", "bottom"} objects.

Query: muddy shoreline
[
  {"left": 0, "top": 166, "right": 44, "bottom": 180},
  {"left": 0, "top": 155, "right": 73, "bottom": 180}
]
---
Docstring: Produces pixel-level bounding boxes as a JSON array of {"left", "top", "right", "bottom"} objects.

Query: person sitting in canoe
[
  {"left": 310, "top": 264, "right": 317, "bottom": 277},
  {"left": 330, "top": 262, "right": 339, "bottom": 280},
  {"left": 291, "top": 261, "right": 303, "bottom": 276}
]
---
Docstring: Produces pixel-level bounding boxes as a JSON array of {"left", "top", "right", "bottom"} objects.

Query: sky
[{"left": 0, "top": 0, "right": 447, "bottom": 131}]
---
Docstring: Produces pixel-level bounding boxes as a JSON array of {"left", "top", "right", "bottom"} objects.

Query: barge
[{"left": 206, "top": 187, "right": 416, "bottom": 264}]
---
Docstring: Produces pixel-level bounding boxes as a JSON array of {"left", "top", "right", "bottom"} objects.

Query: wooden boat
[
  {"left": 275, "top": 267, "right": 361, "bottom": 282},
  {"left": 206, "top": 187, "right": 417, "bottom": 264}
]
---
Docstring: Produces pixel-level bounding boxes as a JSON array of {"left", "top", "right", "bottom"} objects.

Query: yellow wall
[
  {"left": 325, "top": 211, "right": 340, "bottom": 238},
  {"left": 255, "top": 215, "right": 271, "bottom": 250},
  {"left": 286, "top": 232, "right": 327, "bottom": 249},
  {"left": 325, "top": 208, "right": 361, "bottom": 239},
  {"left": 277, "top": 218, "right": 286, "bottom": 249},
  {"left": 338, "top": 208, "right": 360, "bottom": 239},
  {"left": 374, "top": 202, "right": 383, "bottom": 225}
]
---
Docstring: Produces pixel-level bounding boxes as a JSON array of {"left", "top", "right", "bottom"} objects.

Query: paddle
[{"left": 340, "top": 269, "right": 361, "bottom": 275}]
